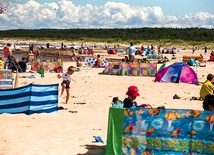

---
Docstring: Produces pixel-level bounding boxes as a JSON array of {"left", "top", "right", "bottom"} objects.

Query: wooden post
[{"left": 14, "top": 70, "right": 18, "bottom": 88}]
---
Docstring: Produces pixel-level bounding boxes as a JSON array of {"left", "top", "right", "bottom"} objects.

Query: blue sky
[
  {"left": 10, "top": 0, "right": 214, "bottom": 16},
  {"left": 1, "top": 0, "right": 214, "bottom": 30}
]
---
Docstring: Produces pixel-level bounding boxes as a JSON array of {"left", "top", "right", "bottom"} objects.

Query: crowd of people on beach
[{"left": 1, "top": 41, "right": 214, "bottom": 112}]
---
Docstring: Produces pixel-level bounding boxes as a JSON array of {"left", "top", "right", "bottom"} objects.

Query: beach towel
[
  {"left": 105, "top": 107, "right": 214, "bottom": 155},
  {"left": 84, "top": 57, "right": 108, "bottom": 67}
]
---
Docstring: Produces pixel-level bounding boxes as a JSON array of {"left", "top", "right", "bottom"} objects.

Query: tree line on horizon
[{"left": 0, "top": 27, "right": 214, "bottom": 42}]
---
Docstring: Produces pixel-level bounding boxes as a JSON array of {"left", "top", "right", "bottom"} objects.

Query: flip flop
[{"left": 93, "top": 136, "right": 104, "bottom": 144}]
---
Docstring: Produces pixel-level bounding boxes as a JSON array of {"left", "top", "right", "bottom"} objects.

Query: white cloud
[{"left": 0, "top": 0, "right": 213, "bottom": 30}]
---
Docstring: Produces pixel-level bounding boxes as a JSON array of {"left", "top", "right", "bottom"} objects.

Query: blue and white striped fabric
[{"left": 0, "top": 84, "right": 58, "bottom": 115}]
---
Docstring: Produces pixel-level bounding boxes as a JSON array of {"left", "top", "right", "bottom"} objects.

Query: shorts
[{"left": 61, "top": 80, "right": 70, "bottom": 89}]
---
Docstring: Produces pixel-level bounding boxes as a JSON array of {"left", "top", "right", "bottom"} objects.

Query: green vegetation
[{"left": 0, "top": 28, "right": 214, "bottom": 48}]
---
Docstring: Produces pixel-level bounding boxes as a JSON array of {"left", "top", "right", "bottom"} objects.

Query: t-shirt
[
  {"left": 195, "top": 60, "right": 199, "bottom": 67},
  {"left": 200, "top": 80, "right": 214, "bottom": 99},
  {"left": 127, "top": 46, "right": 136, "bottom": 56},
  {"left": 18, "top": 61, "right": 27, "bottom": 72},
  {"left": 189, "top": 58, "right": 195, "bottom": 66},
  {"left": 61, "top": 72, "right": 71, "bottom": 82},
  {"left": 123, "top": 98, "right": 137, "bottom": 108}
]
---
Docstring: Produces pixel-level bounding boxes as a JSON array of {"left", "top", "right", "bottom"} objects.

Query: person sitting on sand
[
  {"left": 112, "top": 97, "right": 124, "bottom": 108},
  {"left": 200, "top": 73, "right": 214, "bottom": 100},
  {"left": 93, "top": 54, "right": 102, "bottom": 68},
  {"left": 123, "top": 86, "right": 140, "bottom": 108},
  {"left": 172, "top": 54, "right": 176, "bottom": 59},
  {"left": 18, "top": 57, "right": 27, "bottom": 72},
  {"left": 54, "top": 66, "right": 63, "bottom": 73},
  {"left": 142, "top": 57, "right": 150, "bottom": 63},
  {"left": 124, "top": 56, "right": 129, "bottom": 63},
  {"left": 203, "top": 95, "right": 214, "bottom": 111},
  {"left": 76, "top": 57, "right": 83, "bottom": 68}
]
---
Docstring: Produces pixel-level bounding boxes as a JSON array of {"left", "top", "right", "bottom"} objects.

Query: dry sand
[{"left": 0, "top": 47, "right": 214, "bottom": 155}]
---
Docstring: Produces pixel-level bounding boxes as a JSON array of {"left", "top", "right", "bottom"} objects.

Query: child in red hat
[{"left": 123, "top": 86, "right": 140, "bottom": 108}]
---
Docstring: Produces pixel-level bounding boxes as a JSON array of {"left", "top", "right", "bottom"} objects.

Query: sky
[{"left": 0, "top": 0, "right": 214, "bottom": 30}]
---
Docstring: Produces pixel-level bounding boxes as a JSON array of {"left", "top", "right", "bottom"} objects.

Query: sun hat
[{"left": 126, "top": 86, "right": 140, "bottom": 97}]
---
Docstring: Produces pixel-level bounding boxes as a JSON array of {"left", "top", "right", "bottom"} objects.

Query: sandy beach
[{"left": 0, "top": 43, "right": 213, "bottom": 154}]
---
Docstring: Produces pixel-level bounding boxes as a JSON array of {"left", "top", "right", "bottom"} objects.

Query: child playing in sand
[
  {"left": 112, "top": 97, "right": 124, "bottom": 108},
  {"left": 57, "top": 66, "right": 75, "bottom": 104},
  {"left": 123, "top": 86, "right": 140, "bottom": 108},
  {"left": 54, "top": 66, "right": 63, "bottom": 73},
  {"left": 76, "top": 57, "right": 83, "bottom": 68}
]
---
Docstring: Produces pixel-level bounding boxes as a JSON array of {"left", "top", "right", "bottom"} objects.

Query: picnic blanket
[
  {"left": 105, "top": 107, "right": 214, "bottom": 155},
  {"left": 84, "top": 57, "right": 109, "bottom": 67}
]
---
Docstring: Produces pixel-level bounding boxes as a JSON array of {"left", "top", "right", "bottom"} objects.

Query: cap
[{"left": 126, "top": 86, "right": 140, "bottom": 97}]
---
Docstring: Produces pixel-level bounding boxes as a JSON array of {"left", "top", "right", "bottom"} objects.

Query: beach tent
[
  {"left": 154, "top": 62, "right": 198, "bottom": 85},
  {"left": 158, "top": 58, "right": 181, "bottom": 71},
  {"left": 108, "top": 49, "right": 117, "bottom": 54},
  {"left": 103, "top": 107, "right": 214, "bottom": 155}
]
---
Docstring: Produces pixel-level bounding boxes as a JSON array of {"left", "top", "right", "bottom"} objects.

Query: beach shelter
[
  {"left": 108, "top": 49, "right": 117, "bottom": 54},
  {"left": 158, "top": 58, "right": 181, "bottom": 71},
  {"left": 154, "top": 62, "right": 198, "bottom": 85}
]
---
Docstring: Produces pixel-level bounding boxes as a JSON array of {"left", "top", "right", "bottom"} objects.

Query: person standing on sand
[
  {"left": 56, "top": 49, "right": 61, "bottom": 60},
  {"left": 204, "top": 46, "right": 208, "bottom": 54},
  {"left": 127, "top": 42, "right": 136, "bottom": 61},
  {"left": 3, "top": 43, "right": 12, "bottom": 59},
  {"left": 192, "top": 46, "right": 195, "bottom": 54},
  {"left": 57, "top": 66, "right": 75, "bottom": 104}
]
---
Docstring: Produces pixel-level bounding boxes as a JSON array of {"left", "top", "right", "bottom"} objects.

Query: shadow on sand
[{"left": 77, "top": 144, "right": 106, "bottom": 155}]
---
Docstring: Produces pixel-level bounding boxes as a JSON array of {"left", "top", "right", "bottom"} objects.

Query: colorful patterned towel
[{"left": 105, "top": 107, "right": 214, "bottom": 155}]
